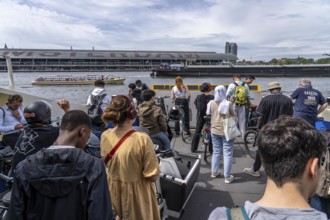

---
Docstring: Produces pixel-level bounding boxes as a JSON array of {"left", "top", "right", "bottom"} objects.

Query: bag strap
[
  {"left": 98, "top": 93, "right": 107, "bottom": 106},
  {"left": 226, "top": 207, "right": 250, "bottom": 220},
  {"left": 104, "top": 130, "right": 136, "bottom": 164}
]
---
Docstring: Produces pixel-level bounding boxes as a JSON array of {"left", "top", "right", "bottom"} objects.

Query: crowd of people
[{"left": 0, "top": 74, "right": 329, "bottom": 219}]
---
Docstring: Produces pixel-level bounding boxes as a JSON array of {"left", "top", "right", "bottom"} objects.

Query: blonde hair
[{"left": 175, "top": 76, "right": 184, "bottom": 92}]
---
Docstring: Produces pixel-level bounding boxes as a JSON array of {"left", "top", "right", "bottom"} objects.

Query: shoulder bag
[
  {"left": 223, "top": 117, "right": 241, "bottom": 141},
  {"left": 104, "top": 130, "right": 136, "bottom": 165}
]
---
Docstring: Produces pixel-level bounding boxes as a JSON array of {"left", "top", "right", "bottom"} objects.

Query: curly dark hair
[{"left": 8, "top": 94, "right": 23, "bottom": 104}]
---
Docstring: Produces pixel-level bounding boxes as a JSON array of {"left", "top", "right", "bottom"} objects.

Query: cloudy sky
[{"left": 1, "top": 0, "right": 329, "bottom": 61}]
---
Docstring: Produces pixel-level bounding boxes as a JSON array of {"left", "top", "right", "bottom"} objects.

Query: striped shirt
[{"left": 257, "top": 92, "right": 293, "bottom": 126}]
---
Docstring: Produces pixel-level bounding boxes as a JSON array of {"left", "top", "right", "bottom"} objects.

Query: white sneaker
[
  {"left": 211, "top": 172, "right": 221, "bottom": 178},
  {"left": 243, "top": 167, "right": 261, "bottom": 177},
  {"left": 224, "top": 175, "right": 235, "bottom": 184}
]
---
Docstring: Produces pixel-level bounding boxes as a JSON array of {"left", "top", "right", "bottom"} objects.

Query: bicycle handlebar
[
  {"left": 0, "top": 173, "right": 13, "bottom": 183},
  {"left": 157, "top": 95, "right": 170, "bottom": 99},
  {"left": 157, "top": 149, "right": 182, "bottom": 162}
]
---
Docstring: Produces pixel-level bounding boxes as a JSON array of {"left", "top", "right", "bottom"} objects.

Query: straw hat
[{"left": 268, "top": 81, "right": 281, "bottom": 90}]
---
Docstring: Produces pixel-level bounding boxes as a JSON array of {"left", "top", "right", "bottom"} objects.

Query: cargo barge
[{"left": 151, "top": 63, "right": 330, "bottom": 77}]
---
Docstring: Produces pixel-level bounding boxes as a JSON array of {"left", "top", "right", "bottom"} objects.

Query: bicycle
[
  {"left": 169, "top": 105, "right": 192, "bottom": 144},
  {"left": 155, "top": 95, "right": 173, "bottom": 141},
  {"left": 156, "top": 95, "right": 170, "bottom": 116},
  {"left": 191, "top": 115, "right": 213, "bottom": 163},
  {"left": 244, "top": 106, "right": 258, "bottom": 159}
]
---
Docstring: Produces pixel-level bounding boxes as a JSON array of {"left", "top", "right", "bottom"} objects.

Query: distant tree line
[
  {"left": 240, "top": 57, "right": 330, "bottom": 65},
  {"left": 268, "top": 57, "right": 330, "bottom": 65}
]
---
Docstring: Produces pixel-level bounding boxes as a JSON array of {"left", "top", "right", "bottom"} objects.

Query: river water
[{"left": 1, "top": 71, "right": 330, "bottom": 104}]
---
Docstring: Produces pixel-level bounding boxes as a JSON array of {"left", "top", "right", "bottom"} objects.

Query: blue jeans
[
  {"left": 151, "top": 132, "right": 171, "bottom": 150},
  {"left": 92, "top": 124, "right": 103, "bottom": 140},
  {"left": 211, "top": 133, "right": 234, "bottom": 178}
]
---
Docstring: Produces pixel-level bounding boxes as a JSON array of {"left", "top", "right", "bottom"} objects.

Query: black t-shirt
[
  {"left": 12, "top": 124, "right": 59, "bottom": 172},
  {"left": 257, "top": 93, "right": 293, "bottom": 126},
  {"left": 194, "top": 94, "right": 214, "bottom": 118}
]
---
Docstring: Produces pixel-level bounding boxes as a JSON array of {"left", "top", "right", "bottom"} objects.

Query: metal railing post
[{"left": 6, "top": 56, "right": 14, "bottom": 88}]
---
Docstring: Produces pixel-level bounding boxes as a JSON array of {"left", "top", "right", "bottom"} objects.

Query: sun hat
[{"left": 268, "top": 81, "right": 281, "bottom": 90}]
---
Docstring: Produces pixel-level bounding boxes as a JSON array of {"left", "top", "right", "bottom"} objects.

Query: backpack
[
  {"left": 226, "top": 207, "right": 250, "bottom": 220},
  {"left": 234, "top": 82, "right": 247, "bottom": 105},
  {"left": 87, "top": 94, "right": 107, "bottom": 126}
]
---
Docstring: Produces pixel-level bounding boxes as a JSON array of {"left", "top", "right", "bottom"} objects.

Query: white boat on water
[{"left": 31, "top": 74, "right": 125, "bottom": 85}]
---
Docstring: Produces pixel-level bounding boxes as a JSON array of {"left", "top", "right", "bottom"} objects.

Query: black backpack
[{"left": 87, "top": 94, "right": 107, "bottom": 126}]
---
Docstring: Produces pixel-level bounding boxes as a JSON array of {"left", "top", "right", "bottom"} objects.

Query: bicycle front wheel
[
  {"left": 244, "top": 130, "right": 258, "bottom": 159},
  {"left": 182, "top": 132, "right": 192, "bottom": 144}
]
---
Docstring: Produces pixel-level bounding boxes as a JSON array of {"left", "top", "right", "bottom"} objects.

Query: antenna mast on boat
[{"left": 0, "top": 54, "right": 14, "bottom": 88}]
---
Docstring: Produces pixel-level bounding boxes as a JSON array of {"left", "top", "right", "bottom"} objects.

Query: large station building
[{"left": 0, "top": 48, "right": 237, "bottom": 72}]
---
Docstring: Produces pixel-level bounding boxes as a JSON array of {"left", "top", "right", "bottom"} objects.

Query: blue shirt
[
  {"left": 290, "top": 86, "right": 326, "bottom": 125},
  {"left": 0, "top": 104, "right": 27, "bottom": 133}
]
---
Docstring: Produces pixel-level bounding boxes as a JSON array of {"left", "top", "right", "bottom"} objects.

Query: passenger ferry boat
[{"left": 31, "top": 74, "right": 125, "bottom": 85}]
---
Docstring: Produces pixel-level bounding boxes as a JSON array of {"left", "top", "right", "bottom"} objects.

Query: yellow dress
[{"left": 100, "top": 129, "right": 160, "bottom": 220}]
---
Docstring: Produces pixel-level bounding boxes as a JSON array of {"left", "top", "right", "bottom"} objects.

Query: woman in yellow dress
[{"left": 100, "top": 95, "right": 160, "bottom": 220}]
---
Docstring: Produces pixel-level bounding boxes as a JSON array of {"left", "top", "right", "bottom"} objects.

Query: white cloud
[{"left": 0, "top": 0, "right": 330, "bottom": 61}]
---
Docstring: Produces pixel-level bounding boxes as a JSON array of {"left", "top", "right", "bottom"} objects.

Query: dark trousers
[
  {"left": 253, "top": 150, "right": 262, "bottom": 171},
  {"left": 245, "top": 107, "right": 249, "bottom": 128},
  {"left": 174, "top": 99, "right": 190, "bottom": 133},
  {"left": 195, "top": 115, "right": 206, "bottom": 135}
]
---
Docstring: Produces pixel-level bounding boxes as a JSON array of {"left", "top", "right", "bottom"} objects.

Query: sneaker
[
  {"left": 224, "top": 175, "right": 235, "bottom": 184},
  {"left": 243, "top": 168, "right": 261, "bottom": 177},
  {"left": 211, "top": 172, "right": 221, "bottom": 178}
]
